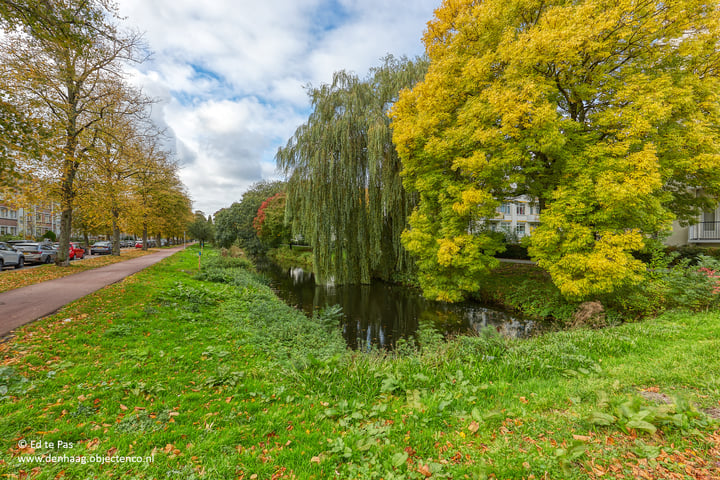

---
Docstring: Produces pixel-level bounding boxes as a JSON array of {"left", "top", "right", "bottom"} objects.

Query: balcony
[{"left": 689, "top": 221, "right": 720, "bottom": 242}]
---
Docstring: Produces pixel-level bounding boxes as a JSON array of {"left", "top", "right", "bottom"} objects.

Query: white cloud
[{"left": 115, "top": 0, "right": 439, "bottom": 215}]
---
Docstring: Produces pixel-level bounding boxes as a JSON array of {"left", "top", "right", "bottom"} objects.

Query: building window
[
  {"left": 498, "top": 203, "right": 511, "bottom": 215},
  {"left": 516, "top": 204, "right": 526, "bottom": 215},
  {"left": 516, "top": 224, "right": 526, "bottom": 237},
  {"left": 704, "top": 210, "right": 716, "bottom": 231}
]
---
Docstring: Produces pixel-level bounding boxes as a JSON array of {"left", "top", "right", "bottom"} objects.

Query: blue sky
[{"left": 115, "top": 0, "right": 440, "bottom": 215}]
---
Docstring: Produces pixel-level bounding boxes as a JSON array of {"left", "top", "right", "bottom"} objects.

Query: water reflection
[{"left": 259, "top": 262, "right": 542, "bottom": 350}]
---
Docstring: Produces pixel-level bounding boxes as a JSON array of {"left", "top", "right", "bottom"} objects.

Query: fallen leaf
[{"left": 418, "top": 463, "right": 432, "bottom": 477}]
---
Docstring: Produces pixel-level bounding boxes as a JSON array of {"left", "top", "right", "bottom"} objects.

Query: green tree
[
  {"left": 187, "top": 211, "right": 215, "bottom": 247},
  {"left": 216, "top": 181, "right": 285, "bottom": 256},
  {"left": 277, "top": 55, "right": 427, "bottom": 284},
  {"left": 391, "top": 0, "right": 720, "bottom": 301},
  {"left": 213, "top": 203, "right": 243, "bottom": 249}
]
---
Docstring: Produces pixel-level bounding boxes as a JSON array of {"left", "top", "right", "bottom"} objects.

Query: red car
[{"left": 69, "top": 242, "right": 85, "bottom": 260}]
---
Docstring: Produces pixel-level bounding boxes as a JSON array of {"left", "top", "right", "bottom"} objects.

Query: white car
[
  {"left": 13, "top": 243, "right": 57, "bottom": 264},
  {"left": 0, "top": 241, "right": 25, "bottom": 269}
]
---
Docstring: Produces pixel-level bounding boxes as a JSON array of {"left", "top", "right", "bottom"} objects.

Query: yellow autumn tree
[
  {"left": 391, "top": 0, "right": 720, "bottom": 301},
  {"left": 0, "top": 0, "right": 146, "bottom": 265}
]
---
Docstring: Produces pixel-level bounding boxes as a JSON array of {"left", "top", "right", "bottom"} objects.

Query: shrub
[
  {"left": 496, "top": 243, "right": 530, "bottom": 260},
  {"left": 664, "top": 255, "right": 720, "bottom": 311},
  {"left": 663, "top": 245, "right": 720, "bottom": 264},
  {"left": 503, "top": 279, "right": 578, "bottom": 322}
]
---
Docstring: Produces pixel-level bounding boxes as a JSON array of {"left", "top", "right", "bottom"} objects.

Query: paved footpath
[{"left": 0, "top": 246, "right": 186, "bottom": 337}]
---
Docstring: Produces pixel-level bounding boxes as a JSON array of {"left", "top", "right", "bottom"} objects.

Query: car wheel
[
  {"left": 44, "top": 256, "right": 52, "bottom": 264},
  {"left": 15, "top": 257, "right": 24, "bottom": 269},
  {"left": 0, "top": 259, "right": 4, "bottom": 270}
]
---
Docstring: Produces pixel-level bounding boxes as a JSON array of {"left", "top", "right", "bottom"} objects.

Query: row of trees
[{"left": 0, "top": 0, "right": 192, "bottom": 261}]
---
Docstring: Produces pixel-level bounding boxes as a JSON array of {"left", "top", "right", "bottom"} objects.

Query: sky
[{"left": 114, "top": 0, "right": 440, "bottom": 216}]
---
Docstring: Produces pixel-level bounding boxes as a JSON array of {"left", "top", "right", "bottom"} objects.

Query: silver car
[
  {"left": 0, "top": 242, "right": 25, "bottom": 269},
  {"left": 14, "top": 243, "right": 57, "bottom": 264}
]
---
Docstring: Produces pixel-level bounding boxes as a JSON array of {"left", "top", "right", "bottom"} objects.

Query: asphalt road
[{"left": 0, "top": 246, "right": 185, "bottom": 338}]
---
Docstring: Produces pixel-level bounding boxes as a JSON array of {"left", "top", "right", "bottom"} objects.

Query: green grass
[{"left": 0, "top": 246, "right": 718, "bottom": 479}]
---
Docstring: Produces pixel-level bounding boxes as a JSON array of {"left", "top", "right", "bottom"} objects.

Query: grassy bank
[{"left": 0, "top": 246, "right": 718, "bottom": 479}]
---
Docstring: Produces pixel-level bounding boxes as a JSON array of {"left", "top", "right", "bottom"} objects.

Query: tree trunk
[
  {"left": 57, "top": 206, "right": 72, "bottom": 266},
  {"left": 56, "top": 95, "right": 78, "bottom": 267},
  {"left": 56, "top": 154, "right": 77, "bottom": 267},
  {"left": 142, "top": 222, "right": 148, "bottom": 251},
  {"left": 111, "top": 207, "right": 121, "bottom": 255},
  {"left": 112, "top": 220, "right": 121, "bottom": 255}
]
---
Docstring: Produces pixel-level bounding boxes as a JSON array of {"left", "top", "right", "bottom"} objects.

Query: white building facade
[{"left": 487, "top": 195, "right": 541, "bottom": 240}]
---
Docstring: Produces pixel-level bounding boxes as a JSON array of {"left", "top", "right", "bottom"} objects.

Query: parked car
[
  {"left": 135, "top": 241, "right": 143, "bottom": 248},
  {"left": 51, "top": 242, "right": 86, "bottom": 260},
  {"left": 0, "top": 241, "right": 25, "bottom": 269},
  {"left": 90, "top": 241, "right": 112, "bottom": 255},
  {"left": 14, "top": 243, "right": 57, "bottom": 264},
  {"left": 69, "top": 242, "right": 85, "bottom": 260}
]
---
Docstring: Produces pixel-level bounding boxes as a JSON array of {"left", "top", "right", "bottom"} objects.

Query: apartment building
[
  {"left": 487, "top": 195, "right": 541, "bottom": 240},
  {"left": 666, "top": 205, "right": 720, "bottom": 247},
  {"left": 0, "top": 203, "right": 62, "bottom": 239},
  {"left": 0, "top": 204, "right": 19, "bottom": 236}
]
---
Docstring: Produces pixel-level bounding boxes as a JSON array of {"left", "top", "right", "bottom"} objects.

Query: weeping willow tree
[{"left": 276, "top": 56, "right": 427, "bottom": 284}]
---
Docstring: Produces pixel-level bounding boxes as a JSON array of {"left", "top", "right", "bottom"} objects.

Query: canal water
[{"left": 258, "top": 262, "right": 543, "bottom": 351}]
